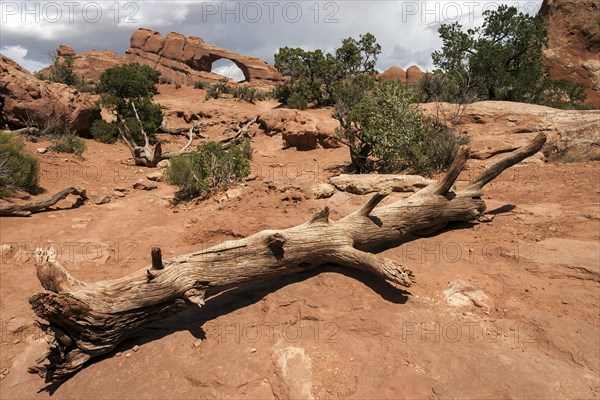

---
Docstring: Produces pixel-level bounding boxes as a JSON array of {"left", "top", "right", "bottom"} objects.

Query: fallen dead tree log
[
  {"left": 0, "top": 187, "right": 87, "bottom": 217},
  {"left": 29, "top": 133, "right": 546, "bottom": 381},
  {"left": 329, "top": 174, "right": 437, "bottom": 195}
]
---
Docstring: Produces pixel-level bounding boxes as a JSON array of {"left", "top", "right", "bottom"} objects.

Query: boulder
[
  {"left": 0, "top": 55, "right": 100, "bottom": 133},
  {"left": 258, "top": 109, "right": 341, "bottom": 150}
]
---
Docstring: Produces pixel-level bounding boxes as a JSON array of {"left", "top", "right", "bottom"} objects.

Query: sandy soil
[{"left": 1, "top": 88, "right": 599, "bottom": 399}]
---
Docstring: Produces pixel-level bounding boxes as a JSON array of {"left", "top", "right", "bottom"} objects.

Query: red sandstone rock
[{"left": 0, "top": 55, "right": 99, "bottom": 132}]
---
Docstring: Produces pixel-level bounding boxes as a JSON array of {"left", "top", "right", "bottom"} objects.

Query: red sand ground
[{"left": 1, "top": 88, "right": 599, "bottom": 399}]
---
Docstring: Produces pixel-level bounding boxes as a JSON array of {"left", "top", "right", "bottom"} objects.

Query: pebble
[
  {"left": 193, "top": 340, "right": 202, "bottom": 348},
  {"left": 250, "top": 348, "right": 256, "bottom": 353},
  {"left": 132, "top": 345, "right": 139, "bottom": 352},
  {"left": 115, "top": 352, "right": 122, "bottom": 357}
]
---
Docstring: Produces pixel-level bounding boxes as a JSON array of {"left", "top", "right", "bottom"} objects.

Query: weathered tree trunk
[
  {"left": 29, "top": 134, "right": 546, "bottom": 381},
  {"left": 0, "top": 187, "right": 87, "bottom": 217},
  {"left": 329, "top": 174, "right": 436, "bottom": 195}
]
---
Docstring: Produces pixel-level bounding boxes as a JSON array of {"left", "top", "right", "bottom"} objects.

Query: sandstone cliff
[{"left": 541, "top": 0, "right": 600, "bottom": 107}]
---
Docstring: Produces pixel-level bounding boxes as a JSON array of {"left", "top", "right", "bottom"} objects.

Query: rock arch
[{"left": 125, "top": 29, "right": 283, "bottom": 86}]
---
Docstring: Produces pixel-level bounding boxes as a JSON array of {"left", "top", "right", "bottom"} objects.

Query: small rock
[
  {"left": 114, "top": 187, "right": 127, "bottom": 192},
  {"left": 156, "top": 159, "right": 171, "bottom": 169},
  {"left": 91, "top": 194, "right": 111, "bottom": 205},
  {"left": 250, "top": 348, "right": 256, "bottom": 353},
  {"left": 115, "top": 352, "right": 122, "bottom": 357},
  {"left": 36, "top": 147, "right": 47, "bottom": 154},
  {"left": 125, "top": 352, "right": 131, "bottom": 358},
  {"left": 147, "top": 171, "right": 163, "bottom": 182},
  {"left": 113, "top": 191, "right": 126, "bottom": 198},
  {"left": 132, "top": 345, "right": 140, "bottom": 352},
  {"left": 193, "top": 340, "right": 202, "bottom": 348},
  {"left": 0, "top": 244, "right": 13, "bottom": 256},
  {"left": 12, "top": 339, "right": 20, "bottom": 344},
  {"left": 7, "top": 317, "right": 31, "bottom": 334},
  {"left": 443, "top": 280, "right": 493, "bottom": 309},
  {"left": 244, "top": 174, "right": 257, "bottom": 182},
  {"left": 71, "top": 224, "right": 89, "bottom": 229},
  {"left": 313, "top": 183, "right": 336, "bottom": 199},
  {"left": 133, "top": 179, "right": 157, "bottom": 191},
  {"left": 225, "top": 188, "right": 243, "bottom": 200}
]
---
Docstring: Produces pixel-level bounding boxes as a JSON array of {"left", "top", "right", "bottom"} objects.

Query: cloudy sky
[{"left": 1, "top": 1, "right": 543, "bottom": 80}]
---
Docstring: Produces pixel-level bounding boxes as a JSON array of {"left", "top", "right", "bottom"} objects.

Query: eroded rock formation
[
  {"left": 124, "top": 28, "right": 284, "bottom": 87},
  {"left": 377, "top": 65, "right": 426, "bottom": 87},
  {"left": 38, "top": 45, "right": 123, "bottom": 82},
  {"left": 540, "top": 0, "right": 600, "bottom": 107},
  {"left": 0, "top": 55, "right": 99, "bottom": 132}
]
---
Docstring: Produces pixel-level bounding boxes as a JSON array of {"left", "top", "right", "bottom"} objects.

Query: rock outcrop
[
  {"left": 38, "top": 45, "right": 123, "bottom": 82},
  {"left": 258, "top": 108, "right": 340, "bottom": 150},
  {"left": 420, "top": 101, "right": 600, "bottom": 160},
  {"left": 0, "top": 55, "right": 99, "bottom": 132},
  {"left": 124, "top": 28, "right": 285, "bottom": 87},
  {"left": 540, "top": 0, "right": 600, "bottom": 107},
  {"left": 378, "top": 65, "right": 426, "bottom": 86}
]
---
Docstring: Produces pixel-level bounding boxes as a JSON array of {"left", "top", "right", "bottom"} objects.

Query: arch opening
[{"left": 210, "top": 58, "right": 247, "bottom": 82}]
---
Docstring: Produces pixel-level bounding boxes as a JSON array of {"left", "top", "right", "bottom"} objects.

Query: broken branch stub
[{"left": 29, "top": 133, "right": 546, "bottom": 381}]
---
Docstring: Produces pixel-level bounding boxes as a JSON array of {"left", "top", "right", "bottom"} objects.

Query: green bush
[
  {"left": 274, "top": 33, "right": 381, "bottom": 108},
  {"left": 0, "top": 131, "right": 39, "bottom": 196},
  {"left": 35, "top": 53, "right": 85, "bottom": 88},
  {"left": 204, "top": 78, "right": 231, "bottom": 100},
  {"left": 165, "top": 141, "right": 250, "bottom": 200},
  {"left": 90, "top": 119, "right": 119, "bottom": 143},
  {"left": 159, "top": 77, "right": 172, "bottom": 84},
  {"left": 232, "top": 87, "right": 267, "bottom": 103},
  {"left": 286, "top": 92, "right": 308, "bottom": 110},
  {"left": 50, "top": 132, "right": 87, "bottom": 156},
  {"left": 194, "top": 81, "right": 206, "bottom": 89},
  {"left": 335, "top": 78, "right": 467, "bottom": 175},
  {"left": 431, "top": 5, "right": 589, "bottom": 108}
]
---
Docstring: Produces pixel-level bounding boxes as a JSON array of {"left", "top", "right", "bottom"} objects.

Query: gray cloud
[{"left": 0, "top": 1, "right": 543, "bottom": 73}]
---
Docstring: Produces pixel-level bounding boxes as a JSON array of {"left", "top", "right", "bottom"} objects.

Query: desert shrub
[
  {"left": 50, "top": 132, "right": 87, "bottom": 156},
  {"left": 204, "top": 78, "right": 231, "bottom": 100},
  {"left": 165, "top": 141, "right": 250, "bottom": 200},
  {"left": 558, "top": 153, "right": 583, "bottom": 163},
  {"left": 90, "top": 120, "right": 119, "bottom": 143},
  {"left": 159, "top": 77, "right": 172, "bottom": 84},
  {"left": 194, "top": 81, "right": 206, "bottom": 89},
  {"left": 240, "top": 137, "right": 253, "bottom": 160},
  {"left": 35, "top": 52, "right": 84, "bottom": 88},
  {"left": 286, "top": 92, "right": 308, "bottom": 110},
  {"left": 0, "top": 131, "right": 39, "bottom": 196},
  {"left": 175, "top": 83, "right": 181, "bottom": 89},
  {"left": 274, "top": 33, "right": 381, "bottom": 108},
  {"left": 232, "top": 87, "right": 267, "bottom": 103},
  {"left": 335, "top": 77, "right": 466, "bottom": 175}
]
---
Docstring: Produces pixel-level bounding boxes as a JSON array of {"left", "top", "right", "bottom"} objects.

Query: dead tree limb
[
  {"left": 219, "top": 117, "right": 257, "bottom": 150},
  {"left": 29, "top": 133, "right": 546, "bottom": 381},
  {"left": 0, "top": 187, "right": 87, "bottom": 217},
  {"left": 118, "top": 101, "right": 201, "bottom": 166}
]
